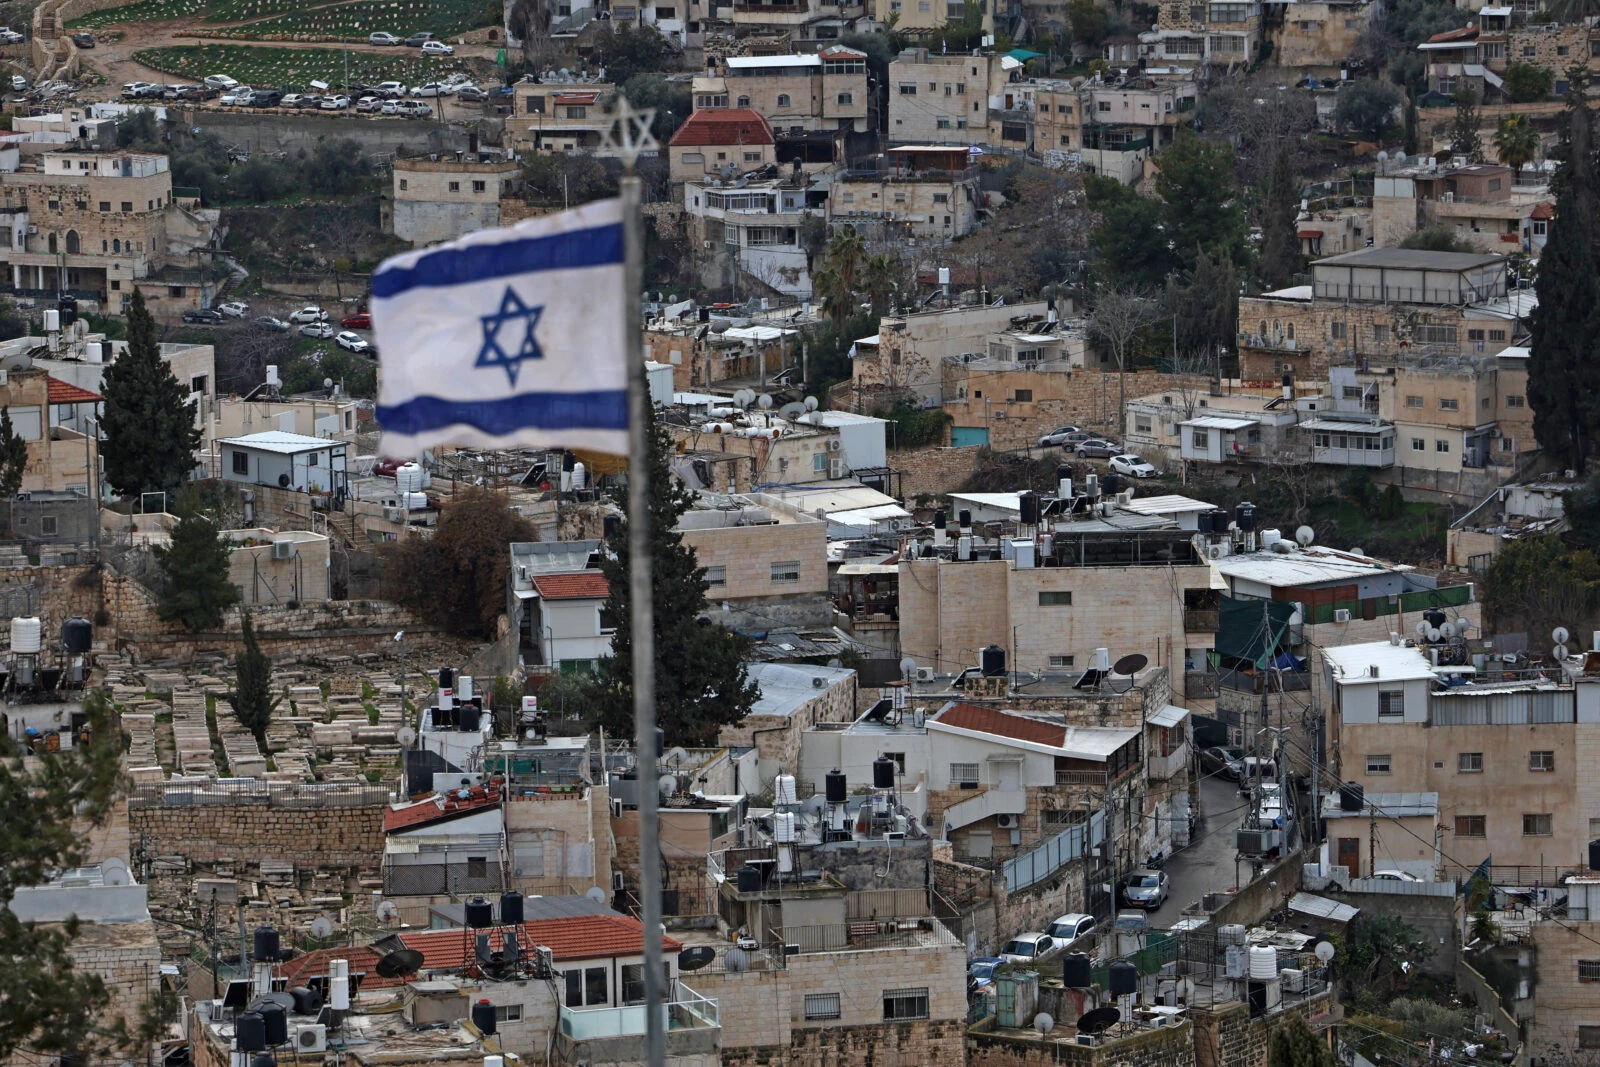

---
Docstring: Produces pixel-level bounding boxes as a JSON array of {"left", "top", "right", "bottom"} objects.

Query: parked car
[
  {"left": 299, "top": 322, "right": 335, "bottom": 339},
  {"left": 220, "top": 86, "right": 254, "bottom": 105},
  {"left": 1259, "top": 782, "right": 1284, "bottom": 824},
  {"left": 1037, "top": 425, "right": 1081, "bottom": 447},
  {"left": 335, "top": 330, "right": 370, "bottom": 353},
  {"left": 341, "top": 312, "right": 371, "bottom": 329},
  {"left": 355, "top": 95, "right": 380, "bottom": 112},
  {"left": 374, "top": 80, "right": 406, "bottom": 98},
  {"left": 1373, "top": 870, "right": 1421, "bottom": 882},
  {"left": 1045, "top": 913, "right": 1096, "bottom": 951},
  {"left": 250, "top": 89, "right": 283, "bottom": 107},
  {"left": 204, "top": 74, "right": 239, "bottom": 90},
  {"left": 253, "top": 315, "right": 291, "bottom": 332},
  {"left": 1119, "top": 869, "right": 1169, "bottom": 910},
  {"left": 456, "top": 85, "right": 487, "bottom": 102},
  {"left": 397, "top": 100, "right": 432, "bottom": 117},
  {"left": 1109, "top": 454, "right": 1160, "bottom": 478},
  {"left": 998, "top": 933, "right": 1056, "bottom": 964},
  {"left": 0, "top": 28, "right": 25, "bottom": 43},
  {"left": 70, "top": 31, "right": 94, "bottom": 47},
  {"left": 404, "top": 31, "right": 434, "bottom": 45},
  {"left": 160, "top": 83, "right": 195, "bottom": 98},
  {"left": 288, "top": 306, "right": 327, "bottom": 324},
  {"left": 1075, "top": 438, "right": 1119, "bottom": 458},
  {"left": 121, "top": 81, "right": 156, "bottom": 98},
  {"left": 297, "top": 94, "right": 324, "bottom": 110},
  {"left": 1200, "top": 746, "right": 1245, "bottom": 780},
  {"left": 320, "top": 94, "right": 351, "bottom": 110},
  {"left": 182, "top": 308, "right": 224, "bottom": 324},
  {"left": 1236, "top": 756, "right": 1279, "bottom": 794},
  {"left": 9, "top": 75, "right": 25, "bottom": 92},
  {"left": 368, "top": 30, "right": 400, "bottom": 44},
  {"left": 968, "top": 957, "right": 1001, "bottom": 991},
  {"left": 174, "top": 85, "right": 217, "bottom": 100},
  {"left": 420, "top": 39, "right": 454, "bottom": 55},
  {"left": 279, "top": 93, "right": 307, "bottom": 108},
  {"left": 217, "top": 301, "right": 250, "bottom": 318},
  {"left": 379, "top": 99, "right": 401, "bottom": 115},
  {"left": 410, "top": 82, "right": 451, "bottom": 97}
]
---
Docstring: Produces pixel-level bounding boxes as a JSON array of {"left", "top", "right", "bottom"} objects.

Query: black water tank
[
  {"left": 981, "top": 644, "right": 1006, "bottom": 677},
  {"left": 1247, "top": 980, "right": 1268, "bottom": 1015},
  {"left": 1056, "top": 463, "right": 1073, "bottom": 482},
  {"left": 439, "top": 667, "right": 455, "bottom": 690},
  {"left": 933, "top": 508, "right": 947, "bottom": 530},
  {"left": 737, "top": 864, "right": 762, "bottom": 893},
  {"left": 1109, "top": 960, "right": 1138, "bottom": 996},
  {"left": 958, "top": 509, "right": 972, "bottom": 528},
  {"left": 252, "top": 925, "right": 280, "bottom": 962},
  {"left": 1102, "top": 473, "right": 1122, "bottom": 496},
  {"left": 258, "top": 1003, "right": 287, "bottom": 1047},
  {"left": 289, "top": 987, "right": 320, "bottom": 1015},
  {"left": 1589, "top": 839, "right": 1600, "bottom": 872},
  {"left": 235, "top": 1013, "right": 267, "bottom": 1053},
  {"left": 252, "top": 1055, "right": 275, "bottom": 1067},
  {"left": 1019, "top": 491, "right": 1040, "bottom": 526},
  {"left": 603, "top": 514, "right": 621, "bottom": 538},
  {"left": 1196, "top": 511, "right": 1212, "bottom": 534},
  {"left": 500, "top": 890, "right": 524, "bottom": 926},
  {"left": 825, "top": 769, "right": 848, "bottom": 803},
  {"left": 465, "top": 896, "right": 494, "bottom": 929},
  {"left": 1339, "top": 781, "right": 1364, "bottom": 812},
  {"left": 470, "top": 998, "right": 497, "bottom": 1035},
  {"left": 458, "top": 704, "right": 481, "bottom": 732},
  {"left": 60, "top": 617, "right": 91, "bottom": 654},
  {"left": 1062, "top": 952, "right": 1092, "bottom": 988},
  {"left": 1235, "top": 501, "right": 1257, "bottom": 531},
  {"left": 873, "top": 756, "right": 896, "bottom": 789}
]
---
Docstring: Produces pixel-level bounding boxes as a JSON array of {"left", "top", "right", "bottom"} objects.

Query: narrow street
[{"left": 1147, "top": 773, "right": 1250, "bottom": 924}]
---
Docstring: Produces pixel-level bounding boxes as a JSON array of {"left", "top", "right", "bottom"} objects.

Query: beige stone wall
[
  {"left": 944, "top": 366, "right": 1181, "bottom": 448},
  {"left": 717, "top": 674, "right": 857, "bottom": 770},
  {"left": 969, "top": 1012, "right": 1197, "bottom": 1067},
  {"left": 831, "top": 177, "right": 981, "bottom": 239},
  {"left": 128, "top": 801, "right": 385, "bottom": 868},
  {"left": 683, "top": 518, "right": 827, "bottom": 599},
  {"left": 505, "top": 788, "right": 609, "bottom": 894},
  {"left": 1238, "top": 296, "right": 1497, "bottom": 382},
  {"left": 1527, "top": 923, "right": 1600, "bottom": 1057},
  {"left": 1506, "top": 22, "right": 1590, "bottom": 73},
  {"left": 893, "top": 445, "right": 986, "bottom": 501},
  {"left": 887, "top": 54, "right": 992, "bottom": 143},
  {"left": 1270, "top": 2, "right": 1376, "bottom": 68}
]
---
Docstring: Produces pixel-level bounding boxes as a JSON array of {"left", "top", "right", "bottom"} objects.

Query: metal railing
[
  {"left": 129, "top": 779, "right": 389, "bottom": 808},
  {"left": 558, "top": 981, "right": 719, "bottom": 1038},
  {"left": 1002, "top": 809, "right": 1106, "bottom": 892},
  {"left": 779, "top": 918, "right": 958, "bottom": 954}
]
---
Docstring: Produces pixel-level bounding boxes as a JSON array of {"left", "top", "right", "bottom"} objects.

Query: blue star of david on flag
[{"left": 475, "top": 287, "right": 546, "bottom": 387}]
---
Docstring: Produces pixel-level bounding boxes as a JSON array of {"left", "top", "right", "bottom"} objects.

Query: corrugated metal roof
[
  {"left": 1148, "top": 704, "right": 1190, "bottom": 728},
  {"left": 222, "top": 430, "right": 339, "bottom": 454},
  {"left": 1214, "top": 545, "right": 1414, "bottom": 587},
  {"left": 1322, "top": 641, "right": 1435, "bottom": 682},
  {"left": 1181, "top": 415, "right": 1258, "bottom": 430},
  {"left": 1288, "top": 892, "right": 1360, "bottom": 923},
  {"left": 1119, "top": 494, "right": 1214, "bottom": 516}
]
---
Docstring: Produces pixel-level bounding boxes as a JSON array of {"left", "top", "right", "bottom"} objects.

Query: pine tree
[
  {"left": 1269, "top": 1015, "right": 1336, "bottom": 1067},
  {"left": 1403, "top": 97, "right": 1419, "bottom": 156},
  {"left": 0, "top": 407, "right": 28, "bottom": 499},
  {"left": 1449, "top": 87, "right": 1484, "bottom": 162},
  {"left": 231, "top": 612, "right": 277, "bottom": 744},
  {"left": 1257, "top": 148, "right": 1305, "bottom": 291},
  {"left": 153, "top": 509, "right": 239, "bottom": 630},
  {"left": 100, "top": 288, "right": 202, "bottom": 499},
  {"left": 591, "top": 406, "right": 759, "bottom": 745},
  {"left": 1529, "top": 71, "right": 1600, "bottom": 472}
]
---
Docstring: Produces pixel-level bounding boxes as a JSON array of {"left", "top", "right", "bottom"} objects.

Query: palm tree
[
  {"left": 811, "top": 263, "right": 853, "bottom": 331},
  {"left": 825, "top": 228, "right": 867, "bottom": 293},
  {"left": 1493, "top": 114, "right": 1541, "bottom": 181},
  {"left": 862, "top": 253, "right": 897, "bottom": 314}
]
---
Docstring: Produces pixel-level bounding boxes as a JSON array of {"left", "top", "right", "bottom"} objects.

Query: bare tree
[
  {"left": 1260, "top": 435, "right": 1322, "bottom": 525},
  {"left": 1196, "top": 72, "right": 1320, "bottom": 186},
  {"left": 1087, "top": 283, "right": 1161, "bottom": 437},
  {"left": 1162, "top": 349, "right": 1218, "bottom": 484}
]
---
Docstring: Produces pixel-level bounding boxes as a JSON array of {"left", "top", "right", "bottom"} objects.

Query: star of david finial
[{"left": 598, "top": 95, "right": 659, "bottom": 172}]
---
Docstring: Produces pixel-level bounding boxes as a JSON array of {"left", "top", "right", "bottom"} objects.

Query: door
[
  {"left": 996, "top": 760, "right": 1022, "bottom": 792},
  {"left": 951, "top": 426, "right": 990, "bottom": 447},
  {"left": 1337, "top": 837, "right": 1360, "bottom": 879}
]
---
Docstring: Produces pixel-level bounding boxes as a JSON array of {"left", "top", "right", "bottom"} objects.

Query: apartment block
[
  {"left": 1018, "top": 74, "right": 1195, "bottom": 179},
  {"left": 667, "top": 108, "right": 778, "bottom": 184},
  {"left": 506, "top": 79, "right": 617, "bottom": 156},
  {"left": 830, "top": 146, "right": 982, "bottom": 240},
  {"left": 388, "top": 154, "right": 526, "bottom": 246},
  {"left": 1269, "top": 0, "right": 1381, "bottom": 68},
  {"left": 1371, "top": 162, "right": 1551, "bottom": 254},
  {"left": 697, "top": 47, "right": 870, "bottom": 139},
  {"left": 678, "top": 494, "right": 831, "bottom": 631},
  {"left": 849, "top": 300, "right": 1055, "bottom": 409},
  {"left": 1142, "top": 0, "right": 1263, "bottom": 65},
  {"left": 886, "top": 49, "right": 1000, "bottom": 145},
  {"left": 681, "top": 175, "right": 823, "bottom": 298}
]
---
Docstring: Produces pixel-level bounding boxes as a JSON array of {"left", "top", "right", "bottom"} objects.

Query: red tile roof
[
  {"left": 384, "top": 789, "right": 500, "bottom": 833},
  {"left": 818, "top": 44, "right": 867, "bottom": 59},
  {"left": 1297, "top": 229, "right": 1324, "bottom": 239},
  {"left": 1426, "top": 23, "right": 1478, "bottom": 42},
  {"left": 399, "top": 914, "right": 682, "bottom": 967},
  {"left": 933, "top": 702, "right": 1067, "bottom": 747},
  {"left": 668, "top": 108, "right": 775, "bottom": 148},
  {"left": 532, "top": 571, "right": 610, "bottom": 600},
  {"left": 48, "top": 376, "right": 101, "bottom": 405},
  {"left": 274, "top": 945, "right": 395, "bottom": 989},
  {"left": 1531, "top": 202, "right": 1555, "bottom": 220}
]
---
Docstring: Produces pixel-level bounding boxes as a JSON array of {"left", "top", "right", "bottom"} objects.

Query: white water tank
[
  {"left": 395, "top": 463, "right": 425, "bottom": 493},
  {"left": 43, "top": 309, "right": 59, "bottom": 332},
  {"left": 265, "top": 365, "right": 281, "bottom": 390},
  {"left": 773, "top": 774, "right": 798, "bottom": 806},
  {"left": 1260, "top": 528, "right": 1282, "bottom": 549},
  {"left": 572, "top": 461, "right": 586, "bottom": 490},
  {"left": 403, "top": 492, "right": 427, "bottom": 511},
  {"left": 86, "top": 342, "right": 102, "bottom": 363},
  {"left": 10, "top": 616, "right": 41, "bottom": 654},
  {"left": 1249, "top": 945, "right": 1278, "bottom": 979},
  {"left": 774, "top": 811, "right": 796, "bottom": 843}
]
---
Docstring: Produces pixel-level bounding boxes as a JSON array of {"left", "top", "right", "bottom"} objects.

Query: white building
[
  {"left": 529, "top": 571, "right": 614, "bottom": 673},
  {"left": 218, "top": 431, "right": 349, "bottom": 494}
]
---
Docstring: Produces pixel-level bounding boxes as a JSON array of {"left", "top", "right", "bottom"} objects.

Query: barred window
[
  {"left": 883, "top": 987, "right": 929, "bottom": 1020},
  {"left": 950, "top": 763, "right": 979, "bottom": 786},
  {"left": 804, "top": 993, "right": 841, "bottom": 1020},
  {"left": 1579, "top": 961, "right": 1600, "bottom": 983}
]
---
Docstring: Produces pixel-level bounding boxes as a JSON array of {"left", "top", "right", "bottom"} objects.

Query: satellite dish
[
  {"left": 100, "top": 858, "right": 131, "bottom": 885},
  {"left": 375, "top": 948, "right": 424, "bottom": 978},
  {"left": 376, "top": 900, "right": 400, "bottom": 922},
  {"left": 1077, "top": 1007, "right": 1120, "bottom": 1034},
  {"left": 900, "top": 656, "right": 918, "bottom": 680},
  {"left": 323, "top": 377, "right": 334, "bottom": 389},
  {"left": 310, "top": 917, "right": 334, "bottom": 939},
  {"left": 1554, "top": 644, "right": 1570, "bottom": 661},
  {"left": 678, "top": 946, "right": 717, "bottom": 972},
  {"left": 666, "top": 746, "right": 690, "bottom": 766},
  {"left": 724, "top": 947, "right": 749, "bottom": 972},
  {"left": 396, "top": 726, "right": 417, "bottom": 746},
  {"left": 1295, "top": 525, "right": 1315, "bottom": 546},
  {"left": 778, "top": 401, "right": 808, "bottom": 420},
  {"left": 1034, "top": 1013, "right": 1055, "bottom": 1034},
  {"left": 1113, "top": 653, "right": 1148, "bottom": 676},
  {"left": 1416, "top": 620, "right": 1430, "bottom": 637},
  {"left": 804, "top": 396, "right": 819, "bottom": 411},
  {"left": 1314, "top": 941, "right": 1335, "bottom": 963},
  {"left": 1395, "top": 150, "right": 1407, "bottom": 162},
  {"left": 1456, "top": 619, "right": 1471, "bottom": 634},
  {"left": 1376, "top": 150, "right": 1389, "bottom": 161},
  {"left": 585, "top": 886, "right": 608, "bottom": 903},
  {"left": 757, "top": 394, "right": 774, "bottom": 410},
  {"left": 659, "top": 774, "right": 679, "bottom": 796},
  {"left": 1554, "top": 626, "right": 1571, "bottom": 645},
  {"left": 1426, "top": 626, "right": 1441, "bottom": 642},
  {"left": 1177, "top": 976, "right": 1195, "bottom": 999}
]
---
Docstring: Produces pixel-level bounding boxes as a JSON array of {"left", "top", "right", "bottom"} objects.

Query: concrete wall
[
  {"left": 186, "top": 110, "right": 472, "bottom": 157},
  {"left": 1337, "top": 888, "right": 1460, "bottom": 976},
  {"left": 127, "top": 800, "right": 384, "bottom": 868}
]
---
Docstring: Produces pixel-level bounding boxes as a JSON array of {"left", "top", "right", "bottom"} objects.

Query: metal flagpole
[{"left": 605, "top": 97, "right": 665, "bottom": 1067}]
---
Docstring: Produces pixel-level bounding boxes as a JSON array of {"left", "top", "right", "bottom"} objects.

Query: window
[
  {"left": 1372, "top": 325, "right": 1390, "bottom": 344},
  {"left": 40, "top": 516, "right": 56, "bottom": 536},
  {"left": 586, "top": 967, "right": 608, "bottom": 1005},
  {"left": 1506, "top": 394, "right": 1525, "bottom": 407},
  {"left": 744, "top": 152, "right": 760, "bottom": 162},
  {"left": 120, "top": 201, "right": 132, "bottom": 212},
  {"left": 1455, "top": 815, "right": 1486, "bottom": 837},
  {"left": 703, "top": 565, "right": 726, "bottom": 586},
  {"left": 1405, "top": 395, "right": 1424, "bottom": 408},
  {"left": 1523, "top": 813, "right": 1553, "bottom": 836},
  {"left": 1580, "top": 962, "right": 1600, "bottom": 983},
  {"left": 1580, "top": 1027, "right": 1600, "bottom": 1050},
  {"left": 776, "top": 93, "right": 791, "bottom": 106},
  {"left": 1411, "top": 437, "right": 1425, "bottom": 451},
  {"left": 1439, "top": 397, "right": 1459, "bottom": 411},
  {"left": 1135, "top": 415, "right": 1153, "bottom": 434},
  {"left": 99, "top": 201, "right": 109, "bottom": 212},
  {"left": 837, "top": 92, "right": 853, "bottom": 105},
  {"left": 1331, "top": 322, "right": 1347, "bottom": 341},
  {"left": 1458, "top": 752, "right": 1483, "bottom": 772},
  {"left": 1523, "top": 44, "right": 1536, "bottom": 56},
  {"left": 1416, "top": 325, "right": 1457, "bottom": 344},
  {"left": 932, "top": 193, "right": 949, "bottom": 204},
  {"left": 1013, "top": 389, "right": 1033, "bottom": 402},
  {"left": 399, "top": 179, "right": 408, "bottom": 191},
  {"left": 1531, "top": 750, "right": 1555, "bottom": 772},
  {"left": 950, "top": 762, "right": 980, "bottom": 786},
  {"left": 770, "top": 560, "right": 801, "bottom": 582},
  {"left": 804, "top": 994, "right": 841, "bottom": 1020},
  {"left": 898, "top": 83, "right": 917, "bottom": 95},
  {"left": 1378, "top": 690, "right": 1405, "bottom": 717},
  {"left": 466, "top": 856, "right": 487, "bottom": 879},
  {"left": 449, "top": 181, "right": 460, "bottom": 192},
  {"left": 473, "top": 180, "right": 486, "bottom": 192},
  {"left": 1365, "top": 754, "right": 1392, "bottom": 775},
  {"left": 1468, "top": 329, "right": 1486, "bottom": 342},
  {"left": 1559, "top": 44, "right": 1570, "bottom": 55},
  {"left": 1098, "top": 100, "right": 1111, "bottom": 112},
  {"left": 231, "top": 451, "right": 250, "bottom": 475},
  {"left": 1039, "top": 591, "right": 1073, "bottom": 606},
  {"left": 169, "top": 285, "right": 185, "bottom": 298},
  {"left": 1192, "top": 428, "right": 1210, "bottom": 448},
  {"left": 493, "top": 1005, "right": 523, "bottom": 1022},
  {"left": 1049, "top": 655, "right": 1075, "bottom": 668},
  {"left": 1490, "top": 329, "right": 1507, "bottom": 342},
  {"left": 883, "top": 988, "right": 929, "bottom": 1021},
  {"left": 1436, "top": 439, "right": 1451, "bottom": 453}
]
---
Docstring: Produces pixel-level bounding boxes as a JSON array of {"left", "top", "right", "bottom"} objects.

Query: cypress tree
[
  {"left": 1257, "top": 148, "right": 1305, "bottom": 291},
  {"left": 591, "top": 405, "right": 759, "bottom": 745},
  {"left": 231, "top": 612, "right": 277, "bottom": 744},
  {"left": 100, "top": 288, "right": 202, "bottom": 498},
  {"left": 1529, "top": 70, "right": 1600, "bottom": 472},
  {"left": 0, "top": 407, "right": 28, "bottom": 499},
  {"left": 153, "top": 509, "right": 239, "bottom": 631},
  {"left": 1270, "top": 1015, "right": 1336, "bottom": 1067}
]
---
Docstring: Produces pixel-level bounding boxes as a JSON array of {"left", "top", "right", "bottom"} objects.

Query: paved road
[{"left": 1147, "top": 774, "right": 1250, "bottom": 925}]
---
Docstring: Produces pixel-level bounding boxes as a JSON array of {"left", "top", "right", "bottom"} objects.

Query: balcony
[
  {"left": 779, "top": 917, "right": 960, "bottom": 954},
  {"left": 1146, "top": 742, "right": 1188, "bottom": 781},
  {"left": 839, "top": 165, "right": 979, "bottom": 183},
  {"left": 558, "top": 981, "right": 720, "bottom": 1041},
  {"left": 1183, "top": 608, "right": 1219, "bottom": 633},
  {"left": 1054, "top": 768, "right": 1108, "bottom": 786}
]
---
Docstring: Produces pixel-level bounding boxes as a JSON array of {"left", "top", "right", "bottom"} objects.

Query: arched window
[
  {"left": 737, "top": 95, "right": 750, "bottom": 107},
  {"left": 1286, "top": 323, "right": 1295, "bottom": 341},
  {"left": 112, "top": 238, "right": 120, "bottom": 253},
  {"left": 101, "top": 240, "right": 107, "bottom": 252},
  {"left": 65, "top": 230, "right": 79, "bottom": 254},
  {"left": 47, "top": 233, "right": 56, "bottom": 253},
  {"left": 777, "top": 93, "right": 791, "bottom": 107}
]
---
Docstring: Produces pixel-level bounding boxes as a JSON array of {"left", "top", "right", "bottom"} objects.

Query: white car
[
  {"left": 998, "top": 933, "right": 1055, "bottom": 964},
  {"left": 379, "top": 99, "right": 401, "bottom": 115},
  {"left": 420, "top": 39, "right": 454, "bottom": 55},
  {"left": 374, "top": 80, "right": 406, "bottom": 98},
  {"left": 299, "top": 322, "right": 335, "bottom": 339},
  {"left": 121, "top": 81, "right": 156, "bottom": 98},
  {"left": 288, "top": 306, "right": 327, "bottom": 324},
  {"left": 1373, "top": 870, "right": 1421, "bottom": 882},
  {"left": 279, "top": 93, "right": 307, "bottom": 108},
  {"left": 0, "top": 29, "right": 25, "bottom": 43},
  {"left": 220, "top": 86, "right": 254, "bottom": 105},
  {"left": 368, "top": 31, "right": 400, "bottom": 44},
  {"left": 355, "top": 95, "right": 380, "bottom": 112},
  {"left": 410, "top": 82, "right": 451, "bottom": 97},
  {"left": 335, "top": 330, "right": 370, "bottom": 353},
  {"left": 1109, "top": 454, "right": 1160, "bottom": 478},
  {"left": 217, "top": 301, "right": 250, "bottom": 318},
  {"left": 204, "top": 74, "right": 239, "bottom": 90},
  {"left": 397, "top": 100, "right": 433, "bottom": 117},
  {"left": 9, "top": 75, "right": 25, "bottom": 92},
  {"left": 320, "top": 94, "right": 351, "bottom": 110},
  {"left": 1045, "top": 913, "right": 1096, "bottom": 952}
]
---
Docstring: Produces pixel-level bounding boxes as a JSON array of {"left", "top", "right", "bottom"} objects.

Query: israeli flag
[{"left": 372, "top": 199, "right": 629, "bottom": 459}]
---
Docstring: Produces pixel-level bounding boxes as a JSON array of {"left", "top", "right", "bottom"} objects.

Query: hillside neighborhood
[{"left": 3, "top": 0, "right": 1600, "bottom": 1065}]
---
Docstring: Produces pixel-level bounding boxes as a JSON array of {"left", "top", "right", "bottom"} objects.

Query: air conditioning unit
[
  {"left": 25, "top": 225, "right": 36, "bottom": 234},
  {"left": 828, "top": 458, "right": 848, "bottom": 478},
  {"left": 1282, "top": 363, "right": 1295, "bottom": 373},
  {"left": 1334, "top": 608, "right": 1352, "bottom": 623},
  {"left": 827, "top": 438, "right": 842, "bottom": 452},
  {"left": 272, "top": 540, "right": 296, "bottom": 560},
  {"left": 996, "top": 814, "right": 1018, "bottom": 829},
  {"left": 1207, "top": 545, "right": 1225, "bottom": 560},
  {"left": 1076, "top": 1034, "right": 1099, "bottom": 1047},
  {"left": 1441, "top": 192, "right": 1454, "bottom": 202},
  {"left": 1280, "top": 968, "right": 1307, "bottom": 993},
  {"left": 704, "top": 240, "right": 715, "bottom": 248},
  {"left": 914, "top": 667, "right": 935, "bottom": 682},
  {"left": 295, "top": 1025, "right": 327, "bottom": 1053}
]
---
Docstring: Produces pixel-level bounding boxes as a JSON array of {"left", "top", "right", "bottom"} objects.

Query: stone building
[
  {"left": 681, "top": 175, "right": 823, "bottom": 298},
  {"left": 1371, "top": 162, "right": 1550, "bottom": 253},
  {"left": 223, "top": 527, "right": 331, "bottom": 605},
  {"left": 716, "top": 661, "right": 857, "bottom": 770},
  {"left": 667, "top": 108, "right": 778, "bottom": 185},
  {"left": 506, "top": 79, "right": 617, "bottom": 156},
  {"left": 847, "top": 301, "right": 1054, "bottom": 409},
  {"left": 0, "top": 368, "right": 100, "bottom": 494},
  {"left": 1268, "top": 0, "right": 1381, "bottom": 69},
  {"left": 1418, "top": 13, "right": 1600, "bottom": 98},
  {"left": 1141, "top": 0, "right": 1264, "bottom": 65},
  {"left": 678, "top": 495, "right": 831, "bottom": 631},
  {"left": 695, "top": 47, "right": 871, "bottom": 142},
  {"left": 388, "top": 154, "right": 526, "bottom": 247},
  {"left": 1021, "top": 74, "right": 1196, "bottom": 179},
  {"left": 829, "top": 146, "right": 983, "bottom": 240},
  {"left": 887, "top": 49, "right": 1002, "bottom": 145}
]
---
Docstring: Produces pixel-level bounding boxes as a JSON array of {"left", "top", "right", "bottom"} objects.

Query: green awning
[
  {"left": 1216, "top": 596, "right": 1297, "bottom": 669},
  {"left": 1006, "top": 48, "right": 1045, "bottom": 60}
]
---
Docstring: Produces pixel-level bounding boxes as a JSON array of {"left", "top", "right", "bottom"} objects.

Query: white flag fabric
[{"left": 372, "top": 199, "right": 628, "bottom": 459}]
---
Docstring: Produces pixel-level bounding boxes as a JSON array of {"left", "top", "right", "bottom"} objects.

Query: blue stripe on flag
[
  {"left": 371, "top": 222, "right": 624, "bottom": 298},
  {"left": 376, "top": 390, "right": 629, "bottom": 436}
]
